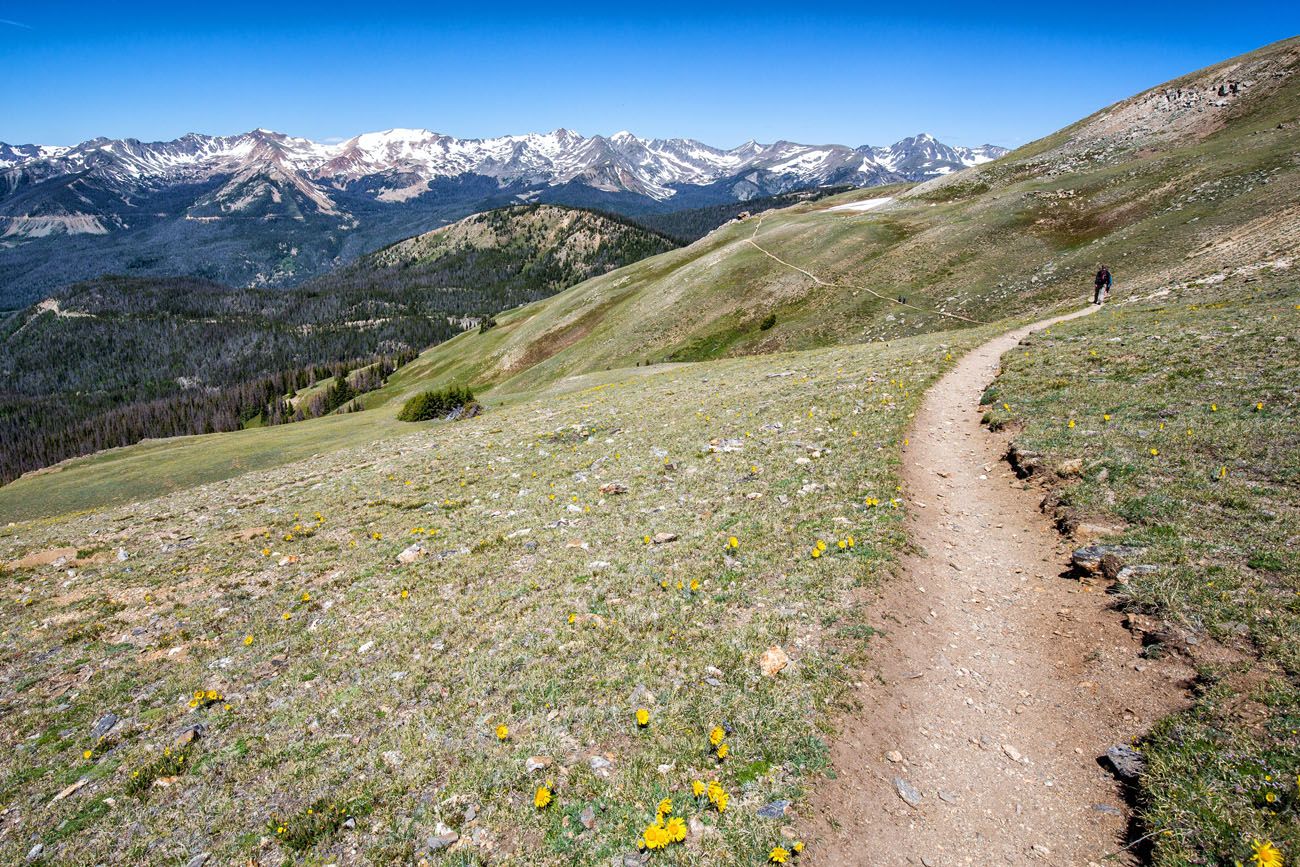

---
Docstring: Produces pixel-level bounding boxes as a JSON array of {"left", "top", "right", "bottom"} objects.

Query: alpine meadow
[{"left": 0, "top": 17, "right": 1298, "bottom": 867}]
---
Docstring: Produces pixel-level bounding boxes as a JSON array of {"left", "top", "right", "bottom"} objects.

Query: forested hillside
[{"left": 0, "top": 205, "right": 678, "bottom": 484}]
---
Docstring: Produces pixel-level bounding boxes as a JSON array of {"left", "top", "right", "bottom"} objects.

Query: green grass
[
  {"left": 0, "top": 323, "right": 1001, "bottom": 864},
  {"left": 983, "top": 276, "right": 1300, "bottom": 866}
]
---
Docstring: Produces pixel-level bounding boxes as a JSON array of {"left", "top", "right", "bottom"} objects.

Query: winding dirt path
[{"left": 803, "top": 307, "right": 1188, "bottom": 866}]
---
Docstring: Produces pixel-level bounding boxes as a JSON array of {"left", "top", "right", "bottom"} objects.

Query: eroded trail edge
[{"left": 804, "top": 307, "right": 1187, "bottom": 867}]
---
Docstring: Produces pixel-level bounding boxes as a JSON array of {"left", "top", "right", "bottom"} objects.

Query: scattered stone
[
  {"left": 589, "top": 755, "right": 613, "bottom": 776},
  {"left": 526, "top": 755, "right": 553, "bottom": 772},
  {"left": 623, "top": 852, "right": 651, "bottom": 867},
  {"left": 580, "top": 804, "right": 596, "bottom": 830},
  {"left": 1055, "top": 458, "right": 1084, "bottom": 477},
  {"left": 1092, "top": 803, "right": 1123, "bottom": 816},
  {"left": 759, "top": 646, "right": 790, "bottom": 677},
  {"left": 464, "top": 804, "right": 478, "bottom": 823},
  {"left": 277, "top": 554, "right": 300, "bottom": 566},
  {"left": 756, "top": 800, "right": 790, "bottom": 819},
  {"left": 893, "top": 776, "right": 923, "bottom": 807},
  {"left": 1114, "top": 564, "right": 1159, "bottom": 585},
  {"left": 397, "top": 544, "right": 426, "bottom": 564},
  {"left": 650, "top": 532, "right": 678, "bottom": 545},
  {"left": 937, "top": 790, "right": 960, "bottom": 804},
  {"left": 185, "top": 854, "right": 211, "bottom": 867},
  {"left": 90, "top": 712, "right": 119, "bottom": 740},
  {"left": 599, "top": 483, "right": 629, "bottom": 495},
  {"left": 26, "top": 844, "right": 44, "bottom": 863},
  {"left": 116, "top": 548, "right": 130, "bottom": 562},
  {"left": 1002, "top": 744, "right": 1023, "bottom": 762},
  {"left": 1102, "top": 745, "right": 1145, "bottom": 782},
  {"left": 1031, "top": 843, "right": 1052, "bottom": 858},
  {"left": 426, "top": 831, "right": 459, "bottom": 852},
  {"left": 1071, "top": 545, "right": 1139, "bottom": 575},
  {"left": 885, "top": 750, "right": 904, "bottom": 763},
  {"left": 175, "top": 723, "right": 207, "bottom": 747},
  {"left": 51, "top": 777, "right": 88, "bottom": 803},
  {"left": 382, "top": 750, "right": 403, "bottom": 770}
]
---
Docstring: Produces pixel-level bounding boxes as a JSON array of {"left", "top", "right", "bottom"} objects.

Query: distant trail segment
[
  {"left": 802, "top": 306, "right": 1188, "bottom": 866},
  {"left": 746, "top": 212, "right": 985, "bottom": 324}
]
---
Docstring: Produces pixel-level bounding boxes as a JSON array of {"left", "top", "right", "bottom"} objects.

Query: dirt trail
[{"left": 804, "top": 307, "right": 1188, "bottom": 866}]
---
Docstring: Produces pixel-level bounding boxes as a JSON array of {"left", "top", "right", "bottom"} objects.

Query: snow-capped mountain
[{"left": 0, "top": 127, "right": 1006, "bottom": 304}]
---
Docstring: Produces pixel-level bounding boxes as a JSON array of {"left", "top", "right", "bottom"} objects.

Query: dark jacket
[{"left": 1095, "top": 268, "right": 1112, "bottom": 288}]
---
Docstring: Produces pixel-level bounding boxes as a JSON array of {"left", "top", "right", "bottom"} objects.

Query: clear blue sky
[{"left": 3, "top": 1, "right": 1297, "bottom": 149}]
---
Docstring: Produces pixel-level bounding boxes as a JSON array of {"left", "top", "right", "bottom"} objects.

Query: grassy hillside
[
  {"left": 388, "top": 37, "right": 1299, "bottom": 401},
  {"left": 983, "top": 271, "right": 1299, "bottom": 865},
  {"left": 0, "top": 324, "right": 999, "bottom": 866}
]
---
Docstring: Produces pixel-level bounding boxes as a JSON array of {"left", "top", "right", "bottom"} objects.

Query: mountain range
[{"left": 0, "top": 128, "right": 1004, "bottom": 305}]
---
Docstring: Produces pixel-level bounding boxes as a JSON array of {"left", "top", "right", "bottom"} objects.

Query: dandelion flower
[
  {"left": 301, "top": 591, "right": 311, "bottom": 603},
  {"left": 281, "top": 612, "right": 291, "bottom": 621},
  {"left": 1251, "top": 840, "right": 1283, "bottom": 867},
  {"left": 1068, "top": 419, "right": 1076, "bottom": 429},
  {"left": 665, "top": 815, "right": 687, "bottom": 843},
  {"left": 770, "top": 846, "right": 791, "bottom": 864},
  {"left": 690, "top": 579, "right": 700, "bottom": 592},
  {"left": 261, "top": 548, "right": 271, "bottom": 557},
  {"left": 727, "top": 536, "right": 739, "bottom": 549},
  {"left": 1150, "top": 448, "right": 1159, "bottom": 457},
  {"left": 837, "top": 539, "right": 847, "bottom": 550},
  {"left": 400, "top": 589, "right": 409, "bottom": 599},
  {"left": 1103, "top": 414, "right": 1111, "bottom": 422},
  {"left": 811, "top": 547, "right": 821, "bottom": 559},
  {"left": 636, "top": 708, "right": 651, "bottom": 727},
  {"left": 495, "top": 724, "right": 509, "bottom": 741},
  {"left": 692, "top": 780, "right": 706, "bottom": 797},
  {"left": 83, "top": 749, "right": 93, "bottom": 760},
  {"left": 534, "top": 785, "right": 553, "bottom": 809},
  {"left": 793, "top": 842, "right": 805, "bottom": 853},
  {"left": 568, "top": 612, "right": 576, "bottom": 624},
  {"left": 1211, "top": 404, "right": 1218, "bottom": 412},
  {"left": 643, "top": 823, "right": 669, "bottom": 849},
  {"left": 710, "top": 726, "right": 726, "bottom": 746},
  {"left": 244, "top": 634, "right": 254, "bottom": 646},
  {"left": 716, "top": 742, "right": 729, "bottom": 759},
  {"left": 1219, "top": 466, "right": 1228, "bottom": 479},
  {"left": 657, "top": 797, "right": 672, "bottom": 816}
]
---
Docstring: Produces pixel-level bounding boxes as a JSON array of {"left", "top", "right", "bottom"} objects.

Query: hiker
[{"left": 1093, "top": 265, "right": 1112, "bottom": 305}]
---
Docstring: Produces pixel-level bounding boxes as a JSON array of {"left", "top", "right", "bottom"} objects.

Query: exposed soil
[{"left": 803, "top": 307, "right": 1190, "bottom": 866}]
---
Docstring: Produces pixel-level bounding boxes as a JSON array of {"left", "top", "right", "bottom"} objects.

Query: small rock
[
  {"left": 1071, "top": 545, "right": 1139, "bottom": 575},
  {"left": 26, "top": 844, "right": 44, "bottom": 863},
  {"left": 1055, "top": 458, "right": 1083, "bottom": 477},
  {"left": 756, "top": 800, "right": 790, "bottom": 819},
  {"left": 382, "top": 750, "right": 403, "bottom": 770},
  {"left": 90, "top": 712, "right": 119, "bottom": 740},
  {"left": 885, "top": 750, "right": 904, "bottom": 763},
  {"left": 175, "top": 723, "right": 207, "bottom": 747},
  {"left": 426, "top": 831, "right": 459, "bottom": 852},
  {"left": 622, "top": 852, "right": 651, "bottom": 867},
  {"left": 51, "top": 777, "right": 88, "bottom": 803},
  {"left": 526, "top": 755, "right": 553, "bottom": 773},
  {"left": 185, "top": 854, "right": 211, "bottom": 867},
  {"left": 464, "top": 804, "right": 478, "bottom": 823},
  {"left": 599, "top": 483, "right": 629, "bottom": 495},
  {"left": 1092, "top": 803, "right": 1123, "bottom": 816},
  {"left": 589, "top": 755, "right": 612, "bottom": 775},
  {"left": 650, "top": 532, "right": 678, "bottom": 545},
  {"left": 893, "top": 777, "right": 922, "bottom": 807},
  {"left": 1031, "top": 843, "right": 1051, "bottom": 858},
  {"left": 116, "top": 548, "right": 129, "bottom": 562},
  {"left": 580, "top": 804, "right": 596, "bottom": 830},
  {"left": 759, "top": 646, "right": 790, "bottom": 677},
  {"left": 397, "top": 544, "right": 426, "bottom": 564},
  {"left": 937, "top": 790, "right": 959, "bottom": 804},
  {"left": 1002, "top": 744, "right": 1023, "bottom": 762},
  {"left": 1102, "top": 745, "right": 1145, "bottom": 782}
]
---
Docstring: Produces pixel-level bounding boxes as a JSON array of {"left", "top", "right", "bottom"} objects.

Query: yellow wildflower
[
  {"left": 1150, "top": 448, "right": 1159, "bottom": 457},
  {"left": 657, "top": 797, "right": 672, "bottom": 816},
  {"left": 1251, "top": 840, "right": 1282, "bottom": 867},
  {"left": 664, "top": 815, "right": 687, "bottom": 842},
  {"left": 636, "top": 708, "right": 650, "bottom": 727},
  {"left": 83, "top": 749, "right": 93, "bottom": 760},
  {"left": 281, "top": 612, "right": 291, "bottom": 621},
  {"left": 709, "top": 726, "right": 725, "bottom": 746},
  {"left": 301, "top": 591, "right": 311, "bottom": 603},
  {"left": 692, "top": 780, "right": 706, "bottom": 797},
  {"left": 495, "top": 724, "right": 509, "bottom": 741},
  {"left": 642, "top": 823, "right": 669, "bottom": 849},
  {"left": 1068, "top": 419, "right": 1076, "bottom": 429},
  {"left": 401, "top": 589, "right": 409, "bottom": 599},
  {"left": 243, "top": 634, "right": 254, "bottom": 646},
  {"left": 793, "top": 842, "right": 805, "bottom": 853},
  {"left": 770, "top": 846, "right": 790, "bottom": 864},
  {"left": 690, "top": 579, "right": 700, "bottom": 592},
  {"left": 716, "top": 742, "right": 729, "bottom": 759},
  {"left": 534, "top": 785, "right": 552, "bottom": 809}
]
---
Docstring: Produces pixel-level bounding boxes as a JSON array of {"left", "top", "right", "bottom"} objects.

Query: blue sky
[{"left": 3, "top": 2, "right": 1297, "bottom": 148}]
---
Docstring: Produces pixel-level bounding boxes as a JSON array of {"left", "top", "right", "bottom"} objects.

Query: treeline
[
  {"left": 0, "top": 352, "right": 413, "bottom": 484},
  {"left": 631, "top": 186, "right": 855, "bottom": 243}
]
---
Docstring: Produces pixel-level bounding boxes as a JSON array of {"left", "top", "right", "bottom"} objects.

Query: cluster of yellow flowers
[
  {"left": 708, "top": 725, "right": 730, "bottom": 760},
  {"left": 640, "top": 798, "right": 687, "bottom": 851},
  {"left": 769, "top": 842, "right": 806, "bottom": 863},
  {"left": 188, "top": 688, "right": 223, "bottom": 709},
  {"left": 863, "top": 497, "right": 880, "bottom": 507}
]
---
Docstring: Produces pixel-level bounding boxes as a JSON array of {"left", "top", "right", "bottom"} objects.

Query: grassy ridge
[
  {"left": 0, "top": 324, "right": 998, "bottom": 864},
  {"left": 983, "top": 275, "right": 1299, "bottom": 865}
]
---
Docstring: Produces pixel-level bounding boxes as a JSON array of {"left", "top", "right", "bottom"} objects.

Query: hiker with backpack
[{"left": 1093, "top": 265, "right": 1112, "bottom": 305}]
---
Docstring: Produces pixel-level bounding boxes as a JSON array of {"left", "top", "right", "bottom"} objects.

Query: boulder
[{"left": 759, "top": 646, "right": 790, "bottom": 677}]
